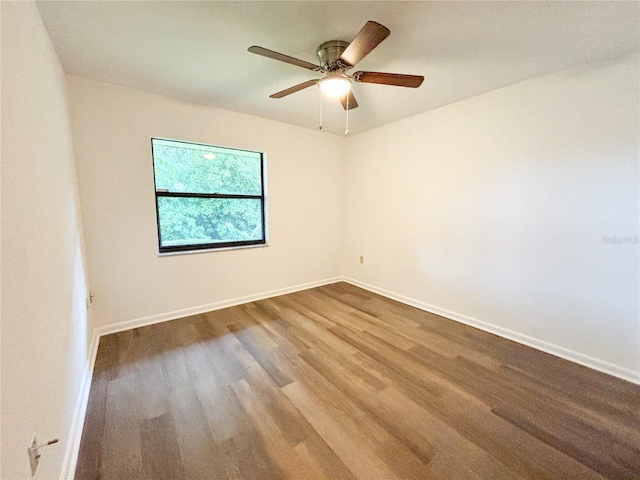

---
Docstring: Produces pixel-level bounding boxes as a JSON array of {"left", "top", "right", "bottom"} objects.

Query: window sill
[{"left": 158, "top": 242, "right": 269, "bottom": 257}]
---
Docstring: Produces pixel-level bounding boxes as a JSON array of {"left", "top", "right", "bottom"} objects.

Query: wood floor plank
[
  {"left": 269, "top": 297, "right": 360, "bottom": 357},
  {"left": 300, "top": 345, "right": 436, "bottom": 465},
  {"left": 140, "top": 413, "right": 185, "bottom": 480},
  {"left": 281, "top": 380, "right": 401, "bottom": 480},
  {"left": 293, "top": 433, "right": 358, "bottom": 480},
  {"left": 193, "top": 379, "right": 252, "bottom": 445},
  {"left": 492, "top": 401, "right": 640, "bottom": 479},
  {"left": 73, "top": 358, "right": 108, "bottom": 480},
  {"left": 434, "top": 390, "right": 610, "bottom": 480},
  {"left": 230, "top": 379, "right": 323, "bottom": 479},
  {"left": 329, "top": 324, "right": 447, "bottom": 399},
  {"left": 226, "top": 326, "right": 317, "bottom": 447},
  {"left": 374, "top": 387, "right": 520, "bottom": 480},
  {"left": 374, "top": 435, "right": 441, "bottom": 480},
  {"left": 499, "top": 363, "right": 640, "bottom": 446},
  {"left": 76, "top": 282, "right": 640, "bottom": 480},
  {"left": 99, "top": 373, "right": 146, "bottom": 480},
  {"left": 166, "top": 379, "right": 218, "bottom": 479},
  {"left": 230, "top": 430, "right": 283, "bottom": 480}
]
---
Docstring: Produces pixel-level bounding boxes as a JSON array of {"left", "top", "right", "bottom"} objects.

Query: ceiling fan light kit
[
  {"left": 248, "top": 20, "right": 424, "bottom": 134},
  {"left": 319, "top": 75, "right": 351, "bottom": 98}
]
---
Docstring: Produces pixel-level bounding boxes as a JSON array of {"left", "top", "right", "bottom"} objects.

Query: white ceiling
[{"left": 37, "top": 1, "right": 639, "bottom": 136}]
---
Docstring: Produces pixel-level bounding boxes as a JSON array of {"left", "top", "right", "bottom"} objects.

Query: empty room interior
[{"left": 2, "top": 1, "right": 640, "bottom": 479}]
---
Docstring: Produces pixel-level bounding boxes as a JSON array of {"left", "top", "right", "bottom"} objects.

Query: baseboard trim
[
  {"left": 60, "top": 329, "right": 100, "bottom": 479},
  {"left": 343, "top": 277, "right": 640, "bottom": 385},
  {"left": 96, "top": 277, "right": 343, "bottom": 337}
]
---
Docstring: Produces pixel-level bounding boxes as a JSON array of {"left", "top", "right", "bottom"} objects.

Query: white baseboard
[
  {"left": 343, "top": 277, "right": 640, "bottom": 385},
  {"left": 96, "top": 277, "right": 343, "bottom": 337},
  {"left": 60, "top": 329, "right": 100, "bottom": 479}
]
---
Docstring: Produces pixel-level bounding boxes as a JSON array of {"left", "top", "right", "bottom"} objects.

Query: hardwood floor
[{"left": 75, "top": 282, "right": 640, "bottom": 480}]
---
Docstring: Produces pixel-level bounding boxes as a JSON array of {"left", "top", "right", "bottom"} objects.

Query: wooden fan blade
[
  {"left": 248, "top": 46, "right": 319, "bottom": 71},
  {"left": 339, "top": 21, "right": 390, "bottom": 67},
  {"left": 270, "top": 80, "right": 319, "bottom": 98},
  {"left": 340, "top": 90, "right": 359, "bottom": 110},
  {"left": 354, "top": 71, "right": 424, "bottom": 88}
]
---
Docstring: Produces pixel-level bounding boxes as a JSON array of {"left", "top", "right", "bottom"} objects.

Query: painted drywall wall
[
  {"left": 1, "top": 2, "right": 94, "bottom": 478},
  {"left": 66, "top": 76, "right": 345, "bottom": 330},
  {"left": 343, "top": 53, "right": 640, "bottom": 381}
]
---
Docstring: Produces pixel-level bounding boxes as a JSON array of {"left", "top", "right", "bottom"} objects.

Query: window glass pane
[
  {"left": 158, "top": 197, "right": 263, "bottom": 247},
  {"left": 152, "top": 139, "right": 262, "bottom": 195}
]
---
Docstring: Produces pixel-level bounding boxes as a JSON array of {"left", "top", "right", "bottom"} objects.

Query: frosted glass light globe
[{"left": 319, "top": 76, "right": 351, "bottom": 98}]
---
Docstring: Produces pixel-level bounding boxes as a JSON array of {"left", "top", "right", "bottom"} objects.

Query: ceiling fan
[{"left": 248, "top": 21, "right": 424, "bottom": 110}]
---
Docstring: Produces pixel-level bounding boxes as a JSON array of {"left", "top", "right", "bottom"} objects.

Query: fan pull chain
[
  {"left": 345, "top": 94, "right": 349, "bottom": 135},
  {"left": 319, "top": 89, "right": 323, "bottom": 130}
]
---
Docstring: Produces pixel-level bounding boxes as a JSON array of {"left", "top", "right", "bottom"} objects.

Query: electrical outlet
[{"left": 359, "top": 256, "right": 364, "bottom": 264}]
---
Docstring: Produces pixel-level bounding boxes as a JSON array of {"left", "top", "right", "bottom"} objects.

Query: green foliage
[{"left": 152, "top": 142, "right": 264, "bottom": 247}]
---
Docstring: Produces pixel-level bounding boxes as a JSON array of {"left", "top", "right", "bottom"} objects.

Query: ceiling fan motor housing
[{"left": 317, "top": 40, "right": 350, "bottom": 70}]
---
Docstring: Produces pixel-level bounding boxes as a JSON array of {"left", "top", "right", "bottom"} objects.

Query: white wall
[
  {"left": 66, "top": 76, "right": 345, "bottom": 331},
  {"left": 343, "top": 53, "right": 640, "bottom": 382},
  {"left": 1, "top": 2, "right": 94, "bottom": 479}
]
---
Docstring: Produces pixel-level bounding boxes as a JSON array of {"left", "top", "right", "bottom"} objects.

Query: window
[{"left": 151, "top": 138, "right": 266, "bottom": 253}]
